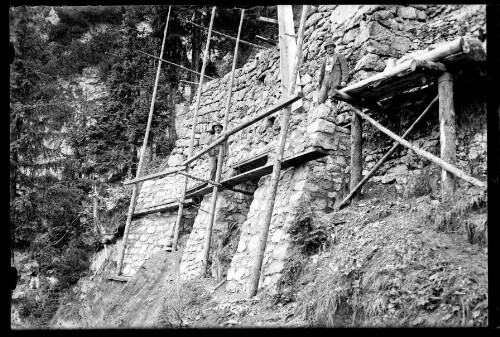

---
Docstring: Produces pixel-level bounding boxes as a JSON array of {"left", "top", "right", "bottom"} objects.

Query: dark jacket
[
  {"left": 208, "top": 133, "right": 228, "bottom": 158},
  {"left": 318, "top": 53, "right": 349, "bottom": 94}
]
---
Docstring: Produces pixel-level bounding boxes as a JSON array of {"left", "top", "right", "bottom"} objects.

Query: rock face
[{"left": 124, "top": 5, "right": 486, "bottom": 295}]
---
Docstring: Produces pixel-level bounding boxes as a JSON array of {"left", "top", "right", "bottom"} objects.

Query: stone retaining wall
[
  {"left": 179, "top": 184, "right": 255, "bottom": 281},
  {"left": 121, "top": 207, "right": 196, "bottom": 276},
  {"left": 226, "top": 123, "right": 350, "bottom": 295}
]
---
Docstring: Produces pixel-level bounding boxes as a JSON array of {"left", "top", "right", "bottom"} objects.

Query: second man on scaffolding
[
  {"left": 317, "top": 38, "right": 349, "bottom": 105},
  {"left": 207, "top": 122, "right": 229, "bottom": 181}
]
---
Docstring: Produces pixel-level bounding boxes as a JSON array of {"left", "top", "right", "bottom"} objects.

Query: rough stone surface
[
  {"left": 179, "top": 185, "right": 254, "bottom": 281},
  {"left": 226, "top": 124, "right": 350, "bottom": 295}
]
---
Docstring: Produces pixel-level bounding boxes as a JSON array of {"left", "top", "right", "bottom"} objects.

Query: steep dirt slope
[{"left": 293, "top": 185, "right": 487, "bottom": 327}]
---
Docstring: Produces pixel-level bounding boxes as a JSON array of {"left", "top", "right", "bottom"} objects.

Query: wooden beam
[
  {"left": 438, "top": 72, "right": 457, "bottom": 200},
  {"left": 351, "top": 107, "right": 486, "bottom": 189},
  {"left": 187, "top": 20, "right": 267, "bottom": 50},
  {"left": 178, "top": 170, "right": 220, "bottom": 187},
  {"left": 181, "top": 93, "right": 303, "bottom": 166},
  {"left": 222, "top": 185, "right": 254, "bottom": 196},
  {"left": 340, "top": 38, "right": 464, "bottom": 95},
  {"left": 410, "top": 59, "right": 447, "bottom": 72},
  {"left": 116, "top": 7, "right": 172, "bottom": 276},
  {"left": 337, "top": 95, "right": 439, "bottom": 210},
  {"left": 124, "top": 165, "right": 185, "bottom": 186},
  {"left": 277, "top": 5, "right": 303, "bottom": 112},
  {"left": 248, "top": 5, "right": 309, "bottom": 298},
  {"left": 259, "top": 16, "right": 298, "bottom": 27},
  {"left": 173, "top": 6, "right": 217, "bottom": 251},
  {"left": 255, "top": 35, "right": 278, "bottom": 45},
  {"left": 350, "top": 110, "right": 363, "bottom": 202},
  {"left": 258, "top": 16, "right": 278, "bottom": 24},
  {"left": 136, "top": 50, "right": 215, "bottom": 80},
  {"left": 132, "top": 199, "right": 194, "bottom": 217}
]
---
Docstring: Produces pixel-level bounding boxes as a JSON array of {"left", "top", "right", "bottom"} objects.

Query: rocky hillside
[{"left": 12, "top": 4, "right": 488, "bottom": 329}]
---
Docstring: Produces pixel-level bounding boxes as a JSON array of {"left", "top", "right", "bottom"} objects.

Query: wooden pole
[
  {"left": 172, "top": 6, "right": 217, "bottom": 251},
  {"left": 438, "top": 72, "right": 457, "bottom": 200},
  {"left": 187, "top": 19, "right": 267, "bottom": 50},
  {"left": 177, "top": 170, "right": 220, "bottom": 187},
  {"left": 116, "top": 6, "right": 172, "bottom": 276},
  {"left": 123, "top": 165, "right": 185, "bottom": 186},
  {"left": 248, "top": 5, "right": 309, "bottom": 298},
  {"left": 350, "top": 110, "right": 363, "bottom": 202},
  {"left": 337, "top": 96, "right": 439, "bottom": 210},
  {"left": 255, "top": 35, "right": 278, "bottom": 46},
  {"left": 410, "top": 60, "right": 446, "bottom": 72},
  {"left": 351, "top": 107, "right": 486, "bottom": 189},
  {"left": 202, "top": 9, "right": 245, "bottom": 277},
  {"left": 136, "top": 50, "right": 215, "bottom": 80}
]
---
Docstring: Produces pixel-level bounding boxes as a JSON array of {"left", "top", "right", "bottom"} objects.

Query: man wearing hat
[
  {"left": 207, "top": 122, "right": 229, "bottom": 181},
  {"left": 317, "top": 38, "right": 349, "bottom": 104}
]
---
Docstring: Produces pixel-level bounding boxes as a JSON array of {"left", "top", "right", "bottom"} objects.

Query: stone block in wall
[
  {"left": 354, "top": 53, "right": 386, "bottom": 72},
  {"left": 354, "top": 21, "right": 394, "bottom": 48},
  {"left": 397, "top": 6, "right": 418, "bottom": 19}
]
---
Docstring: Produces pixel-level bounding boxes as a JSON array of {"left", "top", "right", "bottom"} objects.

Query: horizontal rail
[
  {"left": 123, "top": 165, "right": 185, "bottom": 186},
  {"left": 178, "top": 170, "right": 220, "bottom": 187},
  {"left": 136, "top": 50, "right": 215, "bottom": 80},
  {"left": 180, "top": 79, "right": 199, "bottom": 85},
  {"left": 181, "top": 92, "right": 303, "bottom": 166}
]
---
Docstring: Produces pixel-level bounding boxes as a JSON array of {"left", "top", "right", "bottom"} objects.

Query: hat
[
  {"left": 323, "top": 38, "right": 336, "bottom": 50},
  {"left": 211, "top": 122, "right": 223, "bottom": 131}
]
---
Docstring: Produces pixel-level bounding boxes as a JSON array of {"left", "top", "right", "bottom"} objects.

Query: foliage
[{"left": 9, "top": 5, "right": 281, "bottom": 328}]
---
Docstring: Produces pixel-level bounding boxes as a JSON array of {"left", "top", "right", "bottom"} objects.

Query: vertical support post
[
  {"left": 202, "top": 9, "right": 245, "bottom": 276},
  {"left": 350, "top": 111, "right": 363, "bottom": 201},
  {"left": 438, "top": 71, "right": 457, "bottom": 200},
  {"left": 172, "top": 6, "right": 217, "bottom": 251},
  {"left": 277, "top": 5, "right": 303, "bottom": 111},
  {"left": 116, "top": 6, "right": 172, "bottom": 276},
  {"left": 248, "top": 5, "right": 309, "bottom": 298}
]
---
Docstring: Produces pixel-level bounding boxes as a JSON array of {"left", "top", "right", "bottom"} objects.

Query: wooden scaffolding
[{"left": 113, "top": 5, "right": 486, "bottom": 299}]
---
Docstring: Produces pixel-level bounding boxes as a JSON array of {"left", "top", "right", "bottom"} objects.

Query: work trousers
[
  {"left": 209, "top": 155, "right": 217, "bottom": 181},
  {"left": 318, "top": 83, "right": 341, "bottom": 104}
]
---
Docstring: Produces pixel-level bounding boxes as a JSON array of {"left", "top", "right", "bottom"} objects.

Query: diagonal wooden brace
[{"left": 352, "top": 107, "right": 486, "bottom": 189}]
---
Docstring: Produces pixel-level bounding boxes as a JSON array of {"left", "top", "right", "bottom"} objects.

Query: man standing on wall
[
  {"left": 317, "top": 38, "right": 349, "bottom": 106},
  {"left": 207, "top": 122, "right": 228, "bottom": 181}
]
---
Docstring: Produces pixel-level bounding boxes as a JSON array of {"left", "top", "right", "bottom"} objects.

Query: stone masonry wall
[
  {"left": 179, "top": 184, "right": 255, "bottom": 281},
  {"left": 226, "top": 121, "right": 350, "bottom": 295},
  {"left": 121, "top": 207, "right": 197, "bottom": 276}
]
